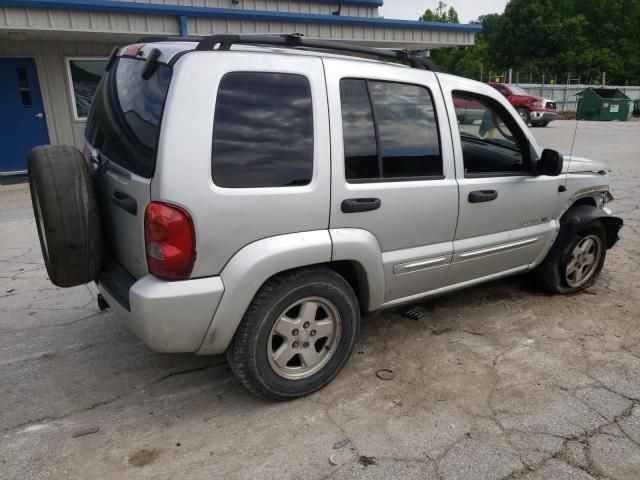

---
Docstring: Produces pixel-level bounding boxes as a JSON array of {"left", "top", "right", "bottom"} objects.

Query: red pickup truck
[{"left": 488, "top": 82, "right": 559, "bottom": 127}]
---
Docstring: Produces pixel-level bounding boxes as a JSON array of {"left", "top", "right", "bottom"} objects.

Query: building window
[
  {"left": 340, "top": 78, "right": 442, "bottom": 182},
  {"left": 66, "top": 58, "right": 108, "bottom": 121},
  {"left": 211, "top": 72, "right": 314, "bottom": 188}
]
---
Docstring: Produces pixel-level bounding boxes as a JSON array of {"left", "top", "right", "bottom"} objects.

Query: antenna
[{"left": 565, "top": 52, "right": 593, "bottom": 187}]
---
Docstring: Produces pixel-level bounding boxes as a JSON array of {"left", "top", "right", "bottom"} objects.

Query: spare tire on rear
[{"left": 28, "top": 145, "right": 103, "bottom": 287}]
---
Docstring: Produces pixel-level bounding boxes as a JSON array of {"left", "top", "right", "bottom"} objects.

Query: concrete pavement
[{"left": 1, "top": 120, "right": 639, "bottom": 479}]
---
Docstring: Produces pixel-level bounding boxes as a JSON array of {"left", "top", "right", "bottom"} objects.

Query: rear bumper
[{"left": 98, "top": 268, "right": 224, "bottom": 353}]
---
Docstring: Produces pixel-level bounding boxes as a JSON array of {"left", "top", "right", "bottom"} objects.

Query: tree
[
  {"left": 420, "top": 1, "right": 460, "bottom": 23},
  {"left": 419, "top": 0, "right": 640, "bottom": 85}
]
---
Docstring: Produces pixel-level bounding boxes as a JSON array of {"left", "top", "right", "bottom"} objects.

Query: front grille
[{"left": 546, "top": 101, "right": 557, "bottom": 110}]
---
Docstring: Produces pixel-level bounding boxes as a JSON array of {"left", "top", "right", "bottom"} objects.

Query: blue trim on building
[
  {"left": 1, "top": 0, "right": 482, "bottom": 33},
  {"left": 178, "top": 14, "right": 188, "bottom": 37}
]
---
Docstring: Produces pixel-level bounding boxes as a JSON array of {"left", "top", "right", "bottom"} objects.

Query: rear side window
[
  {"left": 340, "top": 79, "right": 442, "bottom": 182},
  {"left": 86, "top": 57, "right": 172, "bottom": 178},
  {"left": 211, "top": 72, "right": 314, "bottom": 188}
]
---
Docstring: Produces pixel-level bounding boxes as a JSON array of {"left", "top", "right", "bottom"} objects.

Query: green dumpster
[{"left": 576, "top": 88, "right": 632, "bottom": 121}]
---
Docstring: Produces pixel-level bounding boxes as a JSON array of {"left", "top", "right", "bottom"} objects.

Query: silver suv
[{"left": 27, "top": 34, "right": 622, "bottom": 400}]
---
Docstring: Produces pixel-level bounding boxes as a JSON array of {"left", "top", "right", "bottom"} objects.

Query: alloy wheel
[{"left": 267, "top": 296, "right": 342, "bottom": 380}]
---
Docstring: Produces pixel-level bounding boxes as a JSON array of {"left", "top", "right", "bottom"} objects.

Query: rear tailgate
[{"left": 84, "top": 51, "right": 173, "bottom": 279}]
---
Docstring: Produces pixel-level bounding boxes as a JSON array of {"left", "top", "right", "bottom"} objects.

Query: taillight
[{"left": 144, "top": 202, "right": 196, "bottom": 280}]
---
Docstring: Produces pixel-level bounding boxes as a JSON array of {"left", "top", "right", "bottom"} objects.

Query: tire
[
  {"left": 534, "top": 220, "right": 607, "bottom": 294},
  {"left": 28, "top": 145, "right": 103, "bottom": 288},
  {"left": 531, "top": 121, "right": 548, "bottom": 128},
  {"left": 226, "top": 267, "right": 360, "bottom": 401},
  {"left": 517, "top": 108, "right": 531, "bottom": 126}
]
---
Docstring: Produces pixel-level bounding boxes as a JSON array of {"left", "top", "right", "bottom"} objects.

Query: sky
[{"left": 380, "top": 0, "right": 509, "bottom": 23}]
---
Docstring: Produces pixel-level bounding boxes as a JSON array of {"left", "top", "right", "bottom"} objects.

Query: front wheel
[
  {"left": 534, "top": 221, "right": 607, "bottom": 294},
  {"left": 517, "top": 108, "right": 531, "bottom": 126},
  {"left": 226, "top": 267, "right": 360, "bottom": 400}
]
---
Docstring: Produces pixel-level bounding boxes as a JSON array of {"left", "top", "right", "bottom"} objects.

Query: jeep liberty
[{"left": 27, "top": 34, "right": 623, "bottom": 400}]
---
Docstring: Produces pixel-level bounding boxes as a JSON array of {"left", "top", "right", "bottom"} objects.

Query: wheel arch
[
  {"left": 197, "top": 229, "right": 386, "bottom": 355},
  {"left": 561, "top": 204, "right": 623, "bottom": 249},
  {"left": 197, "top": 230, "right": 333, "bottom": 355}
]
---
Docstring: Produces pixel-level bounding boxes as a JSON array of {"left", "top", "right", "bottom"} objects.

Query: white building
[{"left": 0, "top": 0, "right": 480, "bottom": 174}]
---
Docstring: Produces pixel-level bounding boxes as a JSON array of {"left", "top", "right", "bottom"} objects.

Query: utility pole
[
  {"left": 602, "top": 72, "right": 606, "bottom": 86},
  {"left": 480, "top": 63, "right": 483, "bottom": 82},
  {"left": 508, "top": 68, "right": 513, "bottom": 84}
]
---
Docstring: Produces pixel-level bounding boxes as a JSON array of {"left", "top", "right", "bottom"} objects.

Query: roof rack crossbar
[
  {"left": 192, "top": 33, "right": 439, "bottom": 71},
  {"left": 136, "top": 35, "right": 204, "bottom": 43}
]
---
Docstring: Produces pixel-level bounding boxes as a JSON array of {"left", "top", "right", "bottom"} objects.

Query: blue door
[{"left": 0, "top": 58, "right": 49, "bottom": 174}]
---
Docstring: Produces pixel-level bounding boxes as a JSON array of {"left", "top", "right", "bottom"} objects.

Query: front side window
[
  {"left": 211, "top": 72, "right": 314, "bottom": 188},
  {"left": 67, "top": 58, "right": 108, "bottom": 119},
  {"left": 453, "top": 92, "right": 526, "bottom": 176},
  {"left": 340, "top": 79, "right": 442, "bottom": 182}
]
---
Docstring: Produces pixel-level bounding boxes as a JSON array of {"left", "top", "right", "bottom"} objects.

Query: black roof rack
[
  {"left": 136, "top": 33, "right": 439, "bottom": 71},
  {"left": 136, "top": 35, "right": 203, "bottom": 43},
  {"left": 196, "top": 33, "right": 439, "bottom": 71}
]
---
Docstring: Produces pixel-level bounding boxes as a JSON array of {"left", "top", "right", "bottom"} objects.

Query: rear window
[
  {"left": 211, "top": 72, "right": 314, "bottom": 188},
  {"left": 85, "top": 57, "right": 172, "bottom": 178}
]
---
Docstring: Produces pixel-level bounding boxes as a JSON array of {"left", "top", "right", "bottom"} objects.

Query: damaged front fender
[{"left": 561, "top": 204, "right": 623, "bottom": 249}]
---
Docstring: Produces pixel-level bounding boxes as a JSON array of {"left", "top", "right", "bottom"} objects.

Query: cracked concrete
[{"left": 1, "top": 120, "right": 639, "bottom": 479}]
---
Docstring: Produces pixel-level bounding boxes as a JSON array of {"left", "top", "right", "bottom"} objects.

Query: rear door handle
[
  {"left": 341, "top": 198, "right": 381, "bottom": 213},
  {"left": 111, "top": 190, "right": 137, "bottom": 215},
  {"left": 468, "top": 190, "right": 498, "bottom": 203}
]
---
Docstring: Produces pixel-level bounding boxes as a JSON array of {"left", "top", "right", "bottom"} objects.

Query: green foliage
[
  {"left": 419, "top": 0, "right": 640, "bottom": 84},
  {"left": 420, "top": 1, "right": 459, "bottom": 23}
]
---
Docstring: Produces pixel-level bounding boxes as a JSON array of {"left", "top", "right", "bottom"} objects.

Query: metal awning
[{"left": 0, "top": 0, "right": 481, "bottom": 49}]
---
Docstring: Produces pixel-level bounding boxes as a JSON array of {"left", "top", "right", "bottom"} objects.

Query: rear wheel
[
  {"left": 28, "top": 145, "right": 103, "bottom": 287},
  {"left": 226, "top": 267, "right": 360, "bottom": 400}
]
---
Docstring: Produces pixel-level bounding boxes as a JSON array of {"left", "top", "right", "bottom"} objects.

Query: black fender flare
[{"left": 559, "top": 204, "right": 623, "bottom": 249}]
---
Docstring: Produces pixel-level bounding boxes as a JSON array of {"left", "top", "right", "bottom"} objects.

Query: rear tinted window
[
  {"left": 340, "top": 79, "right": 442, "bottom": 182},
  {"left": 85, "top": 57, "right": 172, "bottom": 178},
  {"left": 211, "top": 72, "right": 314, "bottom": 188}
]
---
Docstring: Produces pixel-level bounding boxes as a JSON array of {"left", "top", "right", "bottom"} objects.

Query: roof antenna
[
  {"left": 332, "top": 0, "right": 343, "bottom": 15},
  {"left": 565, "top": 52, "right": 593, "bottom": 188}
]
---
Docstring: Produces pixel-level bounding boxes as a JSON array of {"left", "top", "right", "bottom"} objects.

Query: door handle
[
  {"left": 341, "top": 198, "right": 381, "bottom": 213},
  {"left": 34, "top": 112, "right": 44, "bottom": 119},
  {"left": 111, "top": 190, "right": 138, "bottom": 215},
  {"left": 468, "top": 190, "right": 498, "bottom": 203}
]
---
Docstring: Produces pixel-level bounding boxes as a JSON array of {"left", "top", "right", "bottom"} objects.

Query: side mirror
[{"left": 537, "top": 149, "right": 564, "bottom": 176}]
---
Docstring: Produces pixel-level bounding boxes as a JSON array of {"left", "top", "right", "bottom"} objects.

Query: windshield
[
  {"left": 85, "top": 57, "right": 172, "bottom": 178},
  {"left": 510, "top": 85, "right": 529, "bottom": 95}
]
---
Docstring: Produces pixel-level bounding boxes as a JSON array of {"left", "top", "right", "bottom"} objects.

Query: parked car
[
  {"left": 488, "top": 82, "right": 559, "bottom": 127},
  {"left": 28, "top": 35, "right": 622, "bottom": 400}
]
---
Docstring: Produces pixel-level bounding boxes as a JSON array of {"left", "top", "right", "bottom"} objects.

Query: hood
[
  {"left": 514, "top": 94, "right": 543, "bottom": 102},
  {"left": 562, "top": 155, "right": 610, "bottom": 175}
]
